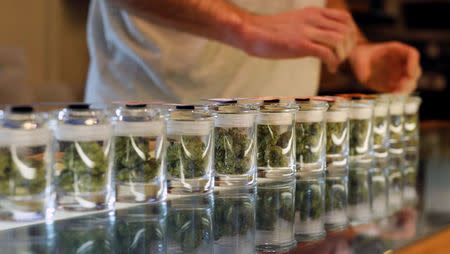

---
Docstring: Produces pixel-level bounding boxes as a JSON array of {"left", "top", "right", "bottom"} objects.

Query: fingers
[
  {"left": 305, "top": 8, "right": 357, "bottom": 66},
  {"left": 321, "top": 8, "right": 353, "bottom": 24},
  {"left": 307, "top": 28, "right": 346, "bottom": 61},
  {"left": 388, "top": 42, "right": 421, "bottom": 93},
  {"left": 306, "top": 42, "right": 340, "bottom": 73},
  {"left": 313, "top": 17, "right": 357, "bottom": 54},
  {"left": 406, "top": 46, "right": 421, "bottom": 78}
]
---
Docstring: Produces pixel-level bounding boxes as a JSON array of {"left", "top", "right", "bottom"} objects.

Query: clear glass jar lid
[
  {"left": 166, "top": 104, "right": 215, "bottom": 121},
  {"left": 405, "top": 96, "right": 422, "bottom": 114},
  {"left": 55, "top": 103, "right": 112, "bottom": 141},
  {"left": 292, "top": 98, "right": 328, "bottom": 122},
  {"left": 166, "top": 104, "right": 215, "bottom": 135},
  {"left": 211, "top": 102, "right": 257, "bottom": 128},
  {"left": 380, "top": 93, "right": 408, "bottom": 115},
  {"left": 0, "top": 105, "right": 50, "bottom": 146},
  {"left": 336, "top": 96, "right": 374, "bottom": 120},
  {"left": 312, "top": 96, "right": 350, "bottom": 122},
  {"left": 113, "top": 103, "right": 164, "bottom": 136}
]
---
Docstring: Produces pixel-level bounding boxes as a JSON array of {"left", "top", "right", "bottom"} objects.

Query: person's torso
[{"left": 85, "top": 0, "right": 326, "bottom": 104}]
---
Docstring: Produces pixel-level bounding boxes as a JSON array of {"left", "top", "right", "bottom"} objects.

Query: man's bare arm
[
  {"left": 110, "top": 0, "right": 247, "bottom": 50},
  {"left": 111, "top": 0, "right": 358, "bottom": 71}
]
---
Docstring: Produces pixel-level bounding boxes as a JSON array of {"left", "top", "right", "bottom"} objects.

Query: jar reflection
[
  {"left": 114, "top": 202, "right": 167, "bottom": 253},
  {"left": 213, "top": 186, "right": 256, "bottom": 254},
  {"left": 54, "top": 213, "right": 115, "bottom": 253},
  {"left": 166, "top": 193, "right": 214, "bottom": 253}
]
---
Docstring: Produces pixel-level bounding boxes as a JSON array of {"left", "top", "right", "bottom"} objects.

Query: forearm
[
  {"left": 110, "top": 0, "right": 247, "bottom": 49},
  {"left": 326, "top": 0, "right": 368, "bottom": 44}
]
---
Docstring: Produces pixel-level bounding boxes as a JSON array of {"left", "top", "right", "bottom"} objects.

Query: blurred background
[{"left": 0, "top": 0, "right": 448, "bottom": 120}]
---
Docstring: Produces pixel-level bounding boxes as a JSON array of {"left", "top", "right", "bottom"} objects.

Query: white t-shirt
[{"left": 85, "top": 0, "right": 326, "bottom": 105}]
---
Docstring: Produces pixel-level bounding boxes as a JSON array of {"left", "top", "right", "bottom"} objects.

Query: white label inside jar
[
  {"left": 326, "top": 111, "right": 348, "bottom": 122},
  {"left": 114, "top": 121, "right": 164, "bottom": 136},
  {"left": 55, "top": 125, "right": 113, "bottom": 141},
  {"left": 167, "top": 120, "right": 213, "bottom": 135},
  {"left": 349, "top": 108, "right": 373, "bottom": 119},
  {"left": 257, "top": 112, "right": 293, "bottom": 125},
  {"left": 215, "top": 114, "right": 255, "bottom": 128},
  {"left": 405, "top": 102, "right": 419, "bottom": 114},
  {"left": 374, "top": 105, "right": 389, "bottom": 117},
  {"left": 0, "top": 128, "right": 51, "bottom": 146},
  {"left": 295, "top": 111, "right": 324, "bottom": 122},
  {"left": 390, "top": 102, "right": 404, "bottom": 115}
]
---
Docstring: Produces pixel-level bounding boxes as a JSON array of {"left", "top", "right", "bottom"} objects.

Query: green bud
[{"left": 214, "top": 127, "right": 253, "bottom": 175}]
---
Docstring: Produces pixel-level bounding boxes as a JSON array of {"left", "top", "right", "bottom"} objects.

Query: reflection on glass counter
[
  {"left": 256, "top": 179, "right": 296, "bottom": 252},
  {"left": 213, "top": 187, "right": 256, "bottom": 254},
  {"left": 166, "top": 194, "right": 213, "bottom": 253},
  {"left": 114, "top": 203, "right": 167, "bottom": 253},
  {"left": 54, "top": 213, "right": 115, "bottom": 253}
]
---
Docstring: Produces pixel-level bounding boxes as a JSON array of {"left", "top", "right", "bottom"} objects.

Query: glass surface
[{"left": 0, "top": 126, "right": 449, "bottom": 254}]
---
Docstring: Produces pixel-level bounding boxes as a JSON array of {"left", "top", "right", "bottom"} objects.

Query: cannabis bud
[
  {"left": 114, "top": 136, "right": 160, "bottom": 183},
  {"left": 372, "top": 116, "right": 387, "bottom": 147},
  {"left": 0, "top": 147, "right": 47, "bottom": 196},
  {"left": 257, "top": 125, "right": 293, "bottom": 168},
  {"left": 326, "top": 121, "right": 347, "bottom": 155},
  {"left": 349, "top": 119, "right": 370, "bottom": 156},
  {"left": 296, "top": 122, "right": 323, "bottom": 164},
  {"left": 57, "top": 141, "right": 108, "bottom": 193},
  {"left": 166, "top": 136, "right": 209, "bottom": 178},
  {"left": 214, "top": 127, "right": 253, "bottom": 175}
]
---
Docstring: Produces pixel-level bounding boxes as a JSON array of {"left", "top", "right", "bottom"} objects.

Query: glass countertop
[{"left": 0, "top": 125, "right": 449, "bottom": 254}]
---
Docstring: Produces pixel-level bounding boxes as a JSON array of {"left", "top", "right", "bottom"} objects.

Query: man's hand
[
  {"left": 349, "top": 42, "right": 422, "bottom": 94},
  {"left": 239, "top": 7, "right": 358, "bottom": 73}
]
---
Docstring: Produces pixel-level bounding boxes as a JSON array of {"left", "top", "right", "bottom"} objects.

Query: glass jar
[
  {"left": 112, "top": 103, "right": 166, "bottom": 203},
  {"left": 212, "top": 102, "right": 257, "bottom": 187},
  {"left": 256, "top": 100, "right": 297, "bottom": 179},
  {"left": 0, "top": 106, "right": 53, "bottom": 221},
  {"left": 370, "top": 96, "right": 390, "bottom": 219},
  {"left": 294, "top": 98, "right": 328, "bottom": 171},
  {"left": 114, "top": 202, "right": 167, "bottom": 253},
  {"left": 166, "top": 193, "right": 214, "bottom": 254},
  {"left": 345, "top": 97, "right": 374, "bottom": 226},
  {"left": 213, "top": 186, "right": 256, "bottom": 254},
  {"left": 254, "top": 99, "right": 297, "bottom": 252},
  {"left": 383, "top": 94, "right": 408, "bottom": 214},
  {"left": 403, "top": 96, "right": 421, "bottom": 207},
  {"left": 53, "top": 104, "right": 114, "bottom": 211},
  {"left": 165, "top": 105, "right": 215, "bottom": 194},
  {"left": 293, "top": 98, "right": 327, "bottom": 241},
  {"left": 314, "top": 96, "right": 350, "bottom": 231}
]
